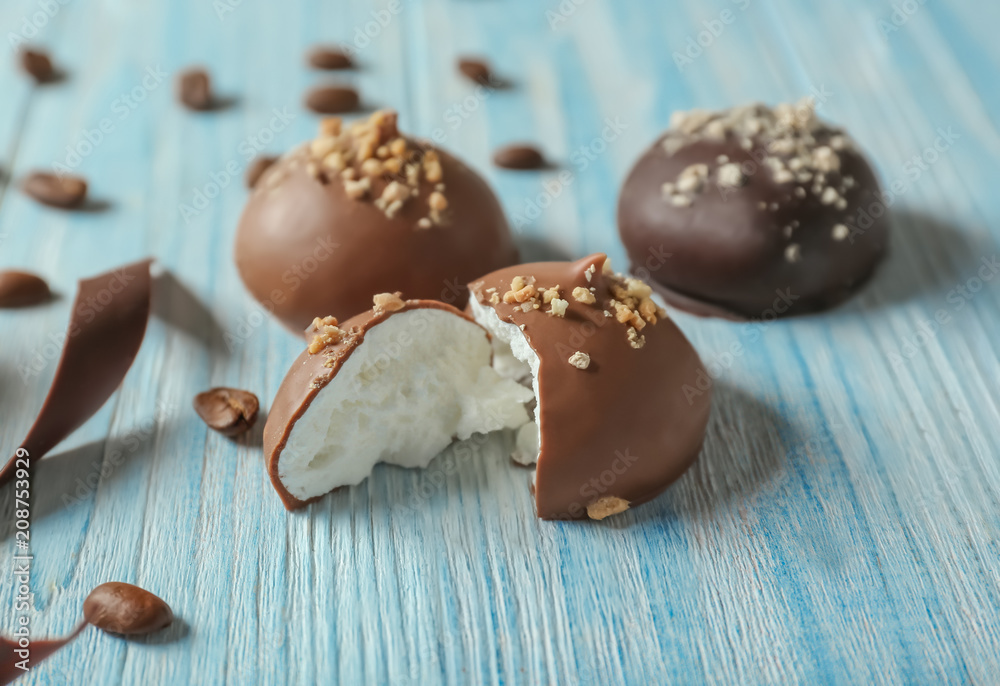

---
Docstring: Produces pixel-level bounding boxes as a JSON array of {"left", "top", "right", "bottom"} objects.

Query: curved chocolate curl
[
  {"left": 0, "top": 259, "right": 153, "bottom": 487},
  {"left": 0, "top": 623, "right": 85, "bottom": 685}
]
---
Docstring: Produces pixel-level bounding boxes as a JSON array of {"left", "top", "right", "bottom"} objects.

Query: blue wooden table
[{"left": 2, "top": 0, "right": 999, "bottom": 683}]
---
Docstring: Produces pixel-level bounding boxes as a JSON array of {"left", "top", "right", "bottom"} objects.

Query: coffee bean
[
  {"left": 0, "top": 270, "right": 51, "bottom": 308},
  {"left": 177, "top": 68, "right": 213, "bottom": 111},
  {"left": 194, "top": 387, "right": 260, "bottom": 436},
  {"left": 308, "top": 47, "right": 353, "bottom": 70},
  {"left": 492, "top": 144, "right": 546, "bottom": 170},
  {"left": 84, "top": 582, "right": 173, "bottom": 636},
  {"left": 20, "top": 48, "right": 55, "bottom": 83},
  {"left": 457, "top": 58, "right": 492, "bottom": 85},
  {"left": 22, "top": 172, "right": 88, "bottom": 209},
  {"left": 245, "top": 156, "right": 278, "bottom": 189},
  {"left": 305, "top": 86, "right": 359, "bottom": 114}
]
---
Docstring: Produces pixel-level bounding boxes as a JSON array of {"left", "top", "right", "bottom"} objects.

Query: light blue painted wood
[{"left": 1, "top": 0, "right": 999, "bottom": 683}]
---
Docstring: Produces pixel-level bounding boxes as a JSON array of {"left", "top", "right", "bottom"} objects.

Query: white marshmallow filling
[
  {"left": 468, "top": 297, "right": 542, "bottom": 467},
  {"left": 278, "top": 308, "right": 534, "bottom": 502}
]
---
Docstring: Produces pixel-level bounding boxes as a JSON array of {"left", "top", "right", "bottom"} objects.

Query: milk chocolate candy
[
  {"left": 264, "top": 294, "right": 532, "bottom": 509},
  {"left": 234, "top": 110, "right": 518, "bottom": 330},
  {"left": 468, "top": 254, "right": 712, "bottom": 520},
  {"left": 0, "top": 270, "right": 51, "bottom": 307},
  {"left": 618, "top": 99, "right": 889, "bottom": 319}
]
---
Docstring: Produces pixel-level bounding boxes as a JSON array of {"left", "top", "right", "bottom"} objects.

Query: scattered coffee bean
[
  {"left": 245, "top": 156, "right": 278, "bottom": 189},
  {"left": 194, "top": 387, "right": 260, "bottom": 436},
  {"left": 305, "top": 86, "right": 359, "bottom": 114},
  {"left": 457, "top": 58, "right": 492, "bottom": 85},
  {"left": 177, "top": 68, "right": 213, "bottom": 111},
  {"left": 0, "top": 270, "right": 51, "bottom": 308},
  {"left": 20, "top": 48, "right": 56, "bottom": 83},
  {"left": 492, "top": 144, "right": 546, "bottom": 170},
  {"left": 308, "top": 46, "right": 353, "bottom": 70},
  {"left": 84, "top": 582, "right": 173, "bottom": 636},
  {"left": 22, "top": 172, "right": 88, "bottom": 209}
]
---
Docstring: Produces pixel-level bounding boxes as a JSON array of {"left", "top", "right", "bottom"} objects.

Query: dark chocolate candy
[
  {"left": 20, "top": 48, "right": 56, "bottom": 84},
  {"left": 469, "top": 254, "right": 712, "bottom": 520},
  {"left": 618, "top": 100, "right": 889, "bottom": 319},
  {"left": 84, "top": 582, "right": 173, "bottom": 635},
  {"left": 234, "top": 110, "right": 518, "bottom": 330},
  {"left": 0, "top": 259, "right": 152, "bottom": 487},
  {"left": 177, "top": 68, "right": 213, "bottom": 111}
]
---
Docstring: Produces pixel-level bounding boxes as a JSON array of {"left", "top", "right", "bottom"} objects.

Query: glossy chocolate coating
[
  {"left": 618, "top": 113, "right": 889, "bottom": 319},
  {"left": 0, "top": 259, "right": 152, "bottom": 487},
  {"left": 470, "top": 254, "right": 712, "bottom": 520},
  {"left": 264, "top": 300, "right": 476, "bottom": 509},
  {"left": 84, "top": 582, "right": 173, "bottom": 635},
  {"left": 0, "top": 624, "right": 85, "bottom": 682},
  {"left": 234, "top": 138, "right": 518, "bottom": 331}
]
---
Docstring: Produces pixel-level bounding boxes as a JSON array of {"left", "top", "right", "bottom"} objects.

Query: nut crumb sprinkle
[
  {"left": 587, "top": 496, "right": 630, "bottom": 520},
  {"left": 303, "top": 109, "right": 449, "bottom": 229},
  {"left": 568, "top": 351, "right": 590, "bottom": 370},
  {"left": 308, "top": 316, "right": 343, "bottom": 354},
  {"left": 372, "top": 291, "right": 405, "bottom": 315}
]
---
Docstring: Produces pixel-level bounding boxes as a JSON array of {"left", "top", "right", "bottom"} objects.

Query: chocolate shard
[
  {"left": 0, "top": 623, "right": 85, "bottom": 683},
  {"left": 0, "top": 259, "right": 153, "bottom": 487}
]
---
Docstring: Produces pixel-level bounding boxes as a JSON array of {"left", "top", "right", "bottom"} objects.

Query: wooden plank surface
[{"left": 2, "top": 0, "right": 999, "bottom": 683}]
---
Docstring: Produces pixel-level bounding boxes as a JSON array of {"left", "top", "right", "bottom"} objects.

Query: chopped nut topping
[
  {"left": 549, "top": 298, "right": 569, "bottom": 317},
  {"left": 541, "top": 286, "right": 561, "bottom": 304},
  {"left": 308, "top": 316, "right": 343, "bottom": 354},
  {"left": 832, "top": 223, "right": 850, "bottom": 241},
  {"left": 785, "top": 243, "right": 802, "bottom": 263},
  {"left": 568, "top": 351, "right": 590, "bottom": 369},
  {"left": 627, "top": 327, "right": 645, "bottom": 349},
  {"left": 572, "top": 286, "right": 596, "bottom": 304},
  {"left": 303, "top": 109, "right": 449, "bottom": 229},
  {"left": 661, "top": 99, "right": 858, "bottom": 230},
  {"left": 587, "top": 496, "right": 630, "bottom": 520},
  {"left": 372, "top": 291, "right": 405, "bottom": 315}
]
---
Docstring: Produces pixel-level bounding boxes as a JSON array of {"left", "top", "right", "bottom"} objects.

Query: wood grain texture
[{"left": 1, "top": 0, "right": 999, "bottom": 683}]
